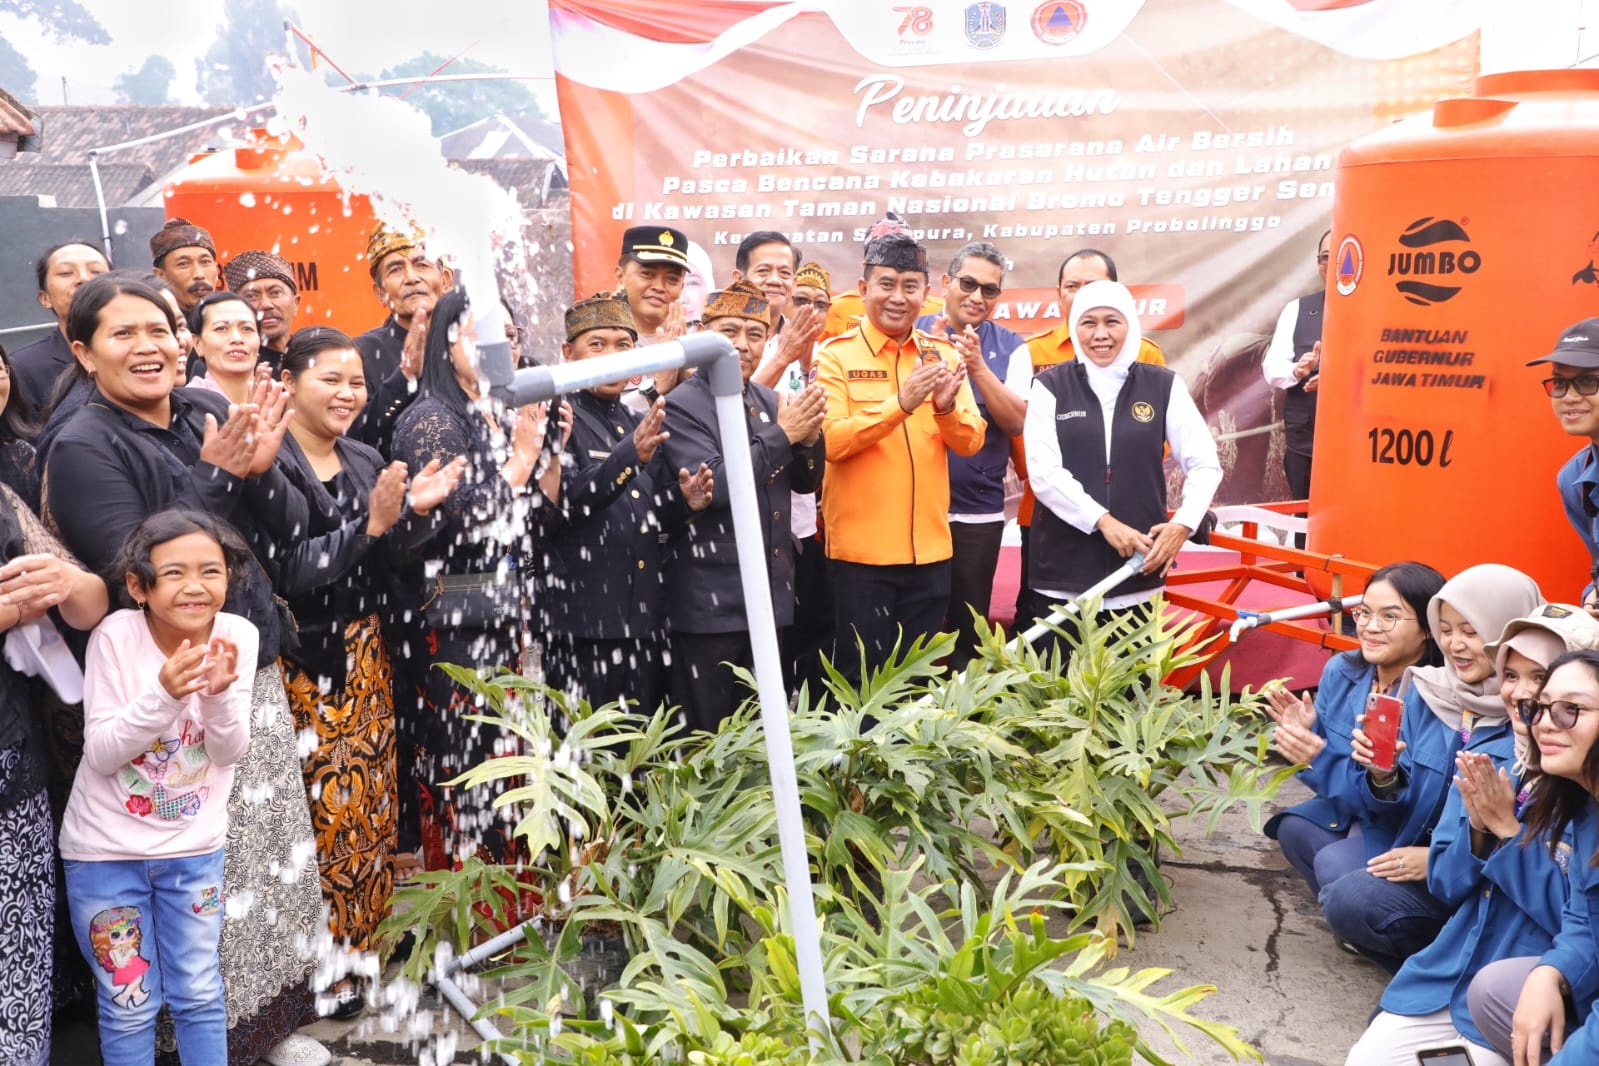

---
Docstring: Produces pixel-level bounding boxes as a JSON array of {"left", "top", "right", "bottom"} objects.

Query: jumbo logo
[{"left": 1386, "top": 216, "right": 1481, "bottom": 306}]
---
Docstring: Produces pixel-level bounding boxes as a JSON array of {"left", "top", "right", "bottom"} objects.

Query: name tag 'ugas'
[{"left": 847, "top": 369, "right": 889, "bottom": 381}]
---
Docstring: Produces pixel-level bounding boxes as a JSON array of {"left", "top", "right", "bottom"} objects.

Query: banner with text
[{"left": 549, "top": 0, "right": 1480, "bottom": 502}]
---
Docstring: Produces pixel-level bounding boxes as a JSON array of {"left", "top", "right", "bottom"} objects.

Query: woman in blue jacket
[
  {"left": 1316, "top": 564, "right": 1543, "bottom": 972},
  {"left": 1469, "top": 648, "right": 1599, "bottom": 1064},
  {"left": 1344, "top": 606, "right": 1599, "bottom": 1064},
  {"left": 1265, "top": 562, "right": 1445, "bottom": 893}
]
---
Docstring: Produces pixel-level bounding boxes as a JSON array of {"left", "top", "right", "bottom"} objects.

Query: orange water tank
[
  {"left": 161, "top": 133, "right": 386, "bottom": 338},
  {"left": 1312, "top": 69, "right": 1599, "bottom": 601}
]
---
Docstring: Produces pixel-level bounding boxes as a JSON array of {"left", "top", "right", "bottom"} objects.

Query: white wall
[{"left": 1480, "top": 0, "right": 1599, "bottom": 73}]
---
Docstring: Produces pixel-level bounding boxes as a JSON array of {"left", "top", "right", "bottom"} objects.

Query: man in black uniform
[
  {"left": 223, "top": 249, "right": 300, "bottom": 373},
  {"left": 660, "top": 280, "right": 825, "bottom": 731},
  {"left": 541, "top": 292, "right": 713, "bottom": 713},
  {"left": 351, "top": 221, "right": 453, "bottom": 456}
]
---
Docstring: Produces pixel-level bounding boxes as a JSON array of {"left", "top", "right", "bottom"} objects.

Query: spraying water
[{"left": 270, "top": 64, "right": 525, "bottom": 353}]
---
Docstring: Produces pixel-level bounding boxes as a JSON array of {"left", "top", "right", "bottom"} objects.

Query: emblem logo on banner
[
  {"left": 1335, "top": 235, "right": 1364, "bottom": 296},
  {"left": 896, "top": 5, "right": 934, "bottom": 37},
  {"left": 1388, "top": 216, "right": 1480, "bottom": 306},
  {"left": 1031, "top": 1, "right": 1086, "bottom": 45},
  {"left": 965, "top": 2, "right": 1007, "bottom": 48}
]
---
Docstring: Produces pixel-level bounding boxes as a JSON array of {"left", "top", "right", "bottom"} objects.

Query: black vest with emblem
[
  {"left": 1283, "top": 290, "right": 1324, "bottom": 457},
  {"left": 1030, "top": 360, "right": 1174, "bottom": 597}
]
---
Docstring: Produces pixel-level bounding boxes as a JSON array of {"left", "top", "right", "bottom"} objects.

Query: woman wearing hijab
[
  {"left": 1317, "top": 564, "right": 1543, "bottom": 973},
  {"left": 1344, "top": 605, "right": 1599, "bottom": 1065},
  {"left": 1021, "top": 279, "right": 1221, "bottom": 637}
]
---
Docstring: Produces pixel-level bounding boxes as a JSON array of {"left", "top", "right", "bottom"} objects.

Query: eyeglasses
[
  {"left": 1349, "top": 607, "right": 1415, "bottom": 631},
  {"left": 1542, "top": 375, "right": 1599, "bottom": 398},
  {"left": 955, "top": 275, "right": 1003, "bottom": 300},
  {"left": 790, "top": 296, "right": 831, "bottom": 311},
  {"left": 1519, "top": 698, "right": 1599, "bottom": 730},
  {"left": 1316, "top": 253, "right": 1331, "bottom": 264}
]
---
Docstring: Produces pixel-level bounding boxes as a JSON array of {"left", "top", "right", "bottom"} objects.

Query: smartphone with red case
[
  {"left": 1365, "top": 692, "right": 1403, "bottom": 772},
  {"left": 1416, "top": 1046, "right": 1474, "bottom": 1065}
]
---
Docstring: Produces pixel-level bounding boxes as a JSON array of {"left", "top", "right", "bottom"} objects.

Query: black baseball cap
[
  {"left": 1528, "top": 317, "right": 1599, "bottom": 369},
  {"left": 620, "top": 226, "right": 689, "bottom": 268}
]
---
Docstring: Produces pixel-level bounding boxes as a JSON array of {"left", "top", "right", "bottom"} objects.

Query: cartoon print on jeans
[
  {"left": 90, "top": 906, "right": 152, "bottom": 1009},
  {"left": 192, "top": 885, "right": 222, "bottom": 915}
]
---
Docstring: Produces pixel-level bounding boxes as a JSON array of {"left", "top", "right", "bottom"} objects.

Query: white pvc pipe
[
  {"left": 710, "top": 388, "right": 831, "bottom": 1048},
  {"left": 1227, "top": 594, "right": 1361, "bottom": 642}
]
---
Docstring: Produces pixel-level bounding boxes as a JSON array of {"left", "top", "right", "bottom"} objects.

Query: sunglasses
[
  {"left": 954, "top": 275, "right": 1002, "bottom": 300},
  {"left": 1543, "top": 375, "right": 1599, "bottom": 398},
  {"left": 790, "top": 295, "right": 831, "bottom": 311},
  {"left": 1519, "top": 698, "right": 1599, "bottom": 730}
]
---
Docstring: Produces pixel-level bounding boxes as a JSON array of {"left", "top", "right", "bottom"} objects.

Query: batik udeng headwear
[
  {"left": 863, "top": 231, "right": 929, "bottom": 275},
  {"left": 565, "top": 292, "right": 637, "bottom": 342},
  {"left": 701, "top": 279, "right": 770, "bottom": 324},
  {"left": 796, "top": 262, "right": 831, "bottom": 291},
  {"left": 366, "top": 221, "right": 428, "bottom": 277},
  {"left": 1407, "top": 563, "right": 1545, "bottom": 730},
  {"left": 149, "top": 217, "right": 215, "bottom": 266},
  {"left": 222, "top": 250, "right": 296, "bottom": 293}
]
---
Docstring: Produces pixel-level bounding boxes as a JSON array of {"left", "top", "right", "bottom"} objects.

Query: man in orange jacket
[
  {"left": 1012, "top": 248, "right": 1165, "bottom": 625},
  {"left": 814, "top": 226, "right": 986, "bottom": 681}
]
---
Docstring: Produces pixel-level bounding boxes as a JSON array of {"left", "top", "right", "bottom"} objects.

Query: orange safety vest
[
  {"left": 814, "top": 320, "right": 986, "bottom": 565},
  {"left": 1013, "top": 323, "right": 1166, "bottom": 525}
]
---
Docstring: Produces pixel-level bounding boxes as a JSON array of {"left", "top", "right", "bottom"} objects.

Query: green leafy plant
[{"left": 386, "top": 602, "right": 1281, "bottom": 1063}]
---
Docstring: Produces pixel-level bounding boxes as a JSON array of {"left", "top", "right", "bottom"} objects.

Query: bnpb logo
[{"left": 1387, "top": 216, "right": 1481, "bottom": 306}]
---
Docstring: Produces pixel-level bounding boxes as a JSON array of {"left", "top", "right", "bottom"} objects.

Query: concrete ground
[{"left": 53, "top": 775, "right": 1389, "bottom": 1065}]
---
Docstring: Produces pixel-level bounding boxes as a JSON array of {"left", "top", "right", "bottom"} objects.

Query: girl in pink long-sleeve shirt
[{"left": 59, "top": 510, "right": 255, "bottom": 1066}]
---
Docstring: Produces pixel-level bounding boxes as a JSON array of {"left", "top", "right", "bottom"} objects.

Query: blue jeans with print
[{"left": 64, "top": 848, "right": 227, "bottom": 1066}]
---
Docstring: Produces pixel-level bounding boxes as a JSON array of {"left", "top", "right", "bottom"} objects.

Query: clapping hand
[
  {"left": 245, "top": 374, "right": 293, "bottom": 477},
  {"left": 201, "top": 637, "right": 240, "bottom": 696},
  {"left": 1264, "top": 685, "right": 1325, "bottom": 765},
  {"left": 1455, "top": 750, "right": 1519, "bottom": 839},
  {"left": 655, "top": 302, "right": 686, "bottom": 344},
  {"left": 408, "top": 456, "right": 467, "bottom": 516},
  {"left": 365, "top": 462, "right": 409, "bottom": 538},
  {"left": 634, "top": 398, "right": 669, "bottom": 464},
  {"left": 159, "top": 640, "right": 214, "bottom": 699},
  {"left": 773, "top": 304, "right": 823, "bottom": 367},
  {"left": 400, "top": 307, "right": 429, "bottom": 382},
  {"left": 199, "top": 403, "right": 259, "bottom": 478},
  {"left": 679, "top": 463, "right": 714, "bottom": 511},
  {"left": 777, "top": 386, "right": 825, "bottom": 445},
  {"left": 930, "top": 359, "right": 967, "bottom": 413}
]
